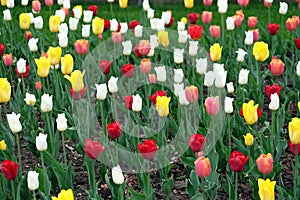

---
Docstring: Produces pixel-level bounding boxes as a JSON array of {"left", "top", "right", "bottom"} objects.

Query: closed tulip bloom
[
  {"left": 108, "top": 76, "right": 118, "bottom": 93},
  {"left": 258, "top": 178, "right": 276, "bottom": 200},
  {"left": 28, "top": 38, "right": 38, "bottom": 52},
  {"left": 1, "top": 160, "right": 18, "bottom": 180},
  {"left": 119, "top": 0, "right": 128, "bottom": 8},
  {"left": 209, "top": 43, "right": 222, "bottom": 62},
  {"left": 225, "top": 83, "right": 234, "bottom": 94},
  {"left": 202, "top": 11, "right": 212, "bottom": 24},
  {"left": 3, "top": 9, "right": 11, "bottom": 21},
  {"left": 1, "top": 0, "right": 7, "bottom": 6},
  {"left": 110, "top": 18, "right": 118, "bottom": 32},
  {"left": 289, "top": 117, "right": 300, "bottom": 144},
  {"left": 256, "top": 153, "right": 273, "bottom": 174},
  {"left": 121, "top": 64, "right": 135, "bottom": 78},
  {"left": 99, "top": 60, "right": 112, "bottom": 75},
  {"left": 218, "top": 0, "right": 228, "bottom": 14},
  {"left": 24, "top": 31, "right": 32, "bottom": 41},
  {"left": 244, "top": 133, "right": 254, "bottom": 146},
  {"left": 226, "top": 17, "right": 235, "bottom": 30},
  {"left": 189, "top": 133, "right": 206, "bottom": 152},
  {"left": 236, "top": 48, "right": 247, "bottom": 62},
  {"left": 2, "top": 54, "right": 13, "bottom": 66},
  {"left": 174, "top": 69, "right": 184, "bottom": 83},
  {"left": 253, "top": 41, "right": 269, "bottom": 62},
  {"left": 45, "top": 0, "right": 53, "bottom": 6},
  {"left": 229, "top": 150, "right": 249, "bottom": 172},
  {"left": 156, "top": 96, "right": 171, "bottom": 117},
  {"left": 188, "top": 25, "right": 203, "bottom": 40},
  {"left": 83, "top": 10, "right": 93, "bottom": 23},
  {"left": 148, "top": 74, "right": 156, "bottom": 84},
  {"left": 92, "top": 17, "right": 104, "bottom": 35},
  {"left": 95, "top": 83, "right": 107, "bottom": 100},
  {"left": 269, "top": 93, "right": 279, "bottom": 111},
  {"left": 268, "top": 56, "right": 284, "bottom": 76},
  {"left": 148, "top": 90, "right": 166, "bottom": 105},
  {"left": 132, "top": 94, "right": 142, "bottom": 112},
  {"left": 47, "top": 46, "right": 62, "bottom": 66},
  {"left": 61, "top": 54, "right": 74, "bottom": 75},
  {"left": 195, "top": 156, "right": 211, "bottom": 177},
  {"left": 251, "top": 29, "right": 260, "bottom": 42},
  {"left": 52, "top": 189, "right": 74, "bottom": 200},
  {"left": 265, "top": 83, "right": 282, "bottom": 100},
  {"left": 122, "top": 40, "right": 132, "bottom": 56},
  {"left": 107, "top": 121, "right": 122, "bottom": 138},
  {"left": 238, "top": 0, "right": 249, "bottom": 7},
  {"left": 74, "top": 39, "right": 89, "bottom": 55},
  {"left": 35, "top": 56, "right": 50, "bottom": 78},
  {"left": 213, "top": 63, "right": 227, "bottom": 88},
  {"left": 238, "top": 68, "right": 250, "bottom": 85},
  {"left": 16, "top": 58, "right": 26, "bottom": 74},
  {"left": 64, "top": 70, "right": 85, "bottom": 92},
  {"left": 189, "top": 41, "right": 198, "bottom": 56},
  {"left": 177, "top": 30, "right": 187, "bottom": 44},
  {"left": 154, "top": 66, "right": 166, "bottom": 82},
  {"left": 19, "top": 13, "right": 30, "bottom": 30},
  {"left": 24, "top": 92, "right": 36, "bottom": 106},
  {"left": 7, "top": 112, "right": 22, "bottom": 133},
  {"left": 21, "top": 0, "right": 28, "bottom": 6},
  {"left": 58, "top": 23, "right": 68, "bottom": 34},
  {"left": 184, "top": 0, "right": 194, "bottom": 8},
  {"left": 268, "top": 23, "right": 280, "bottom": 35},
  {"left": 140, "top": 59, "right": 151, "bottom": 74},
  {"left": 244, "top": 31, "right": 253, "bottom": 45},
  {"left": 73, "top": 5, "right": 83, "bottom": 19},
  {"left": 41, "top": 94, "right": 52, "bottom": 112},
  {"left": 157, "top": 30, "right": 169, "bottom": 47},
  {"left": 185, "top": 86, "right": 198, "bottom": 103},
  {"left": 174, "top": 83, "right": 184, "bottom": 97},
  {"left": 82, "top": 24, "right": 90, "bottom": 38},
  {"left": 205, "top": 96, "right": 220, "bottom": 116},
  {"left": 177, "top": 21, "right": 185, "bottom": 31},
  {"left": 224, "top": 96, "right": 234, "bottom": 114},
  {"left": 88, "top": 5, "right": 98, "bottom": 15},
  {"left": 138, "top": 139, "right": 158, "bottom": 160},
  {"left": 32, "top": 0, "right": 41, "bottom": 13},
  {"left": 279, "top": 2, "right": 288, "bottom": 15},
  {"left": 204, "top": 71, "right": 215, "bottom": 87},
  {"left": 242, "top": 100, "right": 259, "bottom": 125},
  {"left": 286, "top": 17, "right": 297, "bottom": 31},
  {"left": 33, "top": 16, "right": 43, "bottom": 29},
  {"left": 0, "top": 140, "right": 6, "bottom": 150},
  {"left": 248, "top": 16, "right": 258, "bottom": 28},
  {"left": 196, "top": 58, "right": 207, "bottom": 74},
  {"left": 84, "top": 138, "right": 105, "bottom": 160},
  {"left": 112, "top": 165, "right": 124, "bottom": 185},
  {"left": 209, "top": 25, "right": 221, "bottom": 39},
  {"left": 124, "top": 96, "right": 133, "bottom": 109},
  {"left": 56, "top": 113, "right": 67, "bottom": 132},
  {"left": 27, "top": 171, "right": 39, "bottom": 191},
  {"left": 69, "top": 17, "right": 79, "bottom": 31},
  {"left": 49, "top": 15, "right": 60, "bottom": 33}
]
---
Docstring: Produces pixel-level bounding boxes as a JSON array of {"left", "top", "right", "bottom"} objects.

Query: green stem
[
  {"left": 235, "top": 172, "right": 238, "bottom": 200},
  {"left": 46, "top": 113, "right": 53, "bottom": 155},
  {"left": 227, "top": 115, "right": 231, "bottom": 150},
  {"left": 110, "top": 3, "right": 114, "bottom": 18},
  {"left": 41, "top": 152, "right": 47, "bottom": 192},
  {"left": 221, "top": 14, "right": 224, "bottom": 42},
  {"left": 16, "top": 133, "right": 22, "bottom": 177},
  {"left": 281, "top": 15, "right": 284, "bottom": 45},
  {"left": 61, "top": 131, "right": 67, "bottom": 167},
  {"left": 118, "top": 185, "right": 124, "bottom": 200},
  {"left": 268, "top": 6, "right": 270, "bottom": 24},
  {"left": 100, "top": 101, "right": 106, "bottom": 134},
  {"left": 112, "top": 94, "right": 118, "bottom": 121},
  {"left": 271, "top": 111, "right": 276, "bottom": 148},
  {"left": 21, "top": 76, "right": 26, "bottom": 95},
  {"left": 294, "top": 145, "right": 298, "bottom": 199},
  {"left": 11, "top": 180, "right": 15, "bottom": 200},
  {"left": 202, "top": 178, "right": 206, "bottom": 200},
  {"left": 248, "top": 148, "right": 253, "bottom": 166},
  {"left": 33, "top": 190, "right": 37, "bottom": 200}
]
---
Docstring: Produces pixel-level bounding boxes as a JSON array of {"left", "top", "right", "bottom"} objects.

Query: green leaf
[
  {"left": 128, "top": 188, "right": 146, "bottom": 200},
  {"left": 190, "top": 193, "right": 204, "bottom": 200}
]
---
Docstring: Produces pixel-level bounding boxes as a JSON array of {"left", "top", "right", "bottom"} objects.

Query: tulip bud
[
  {"left": 27, "top": 171, "right": 39, "bottom": 191},
  {"left": 205, "top": 96, "right": 220, "bottom": 116},
  {"left": 213, "top": 63, "right": 227, "bottom": 88},
  {"left": 2, "top": 54, "right": 13, "bottom": 66},
  {"left": 196, "top": 58, "right": 207, "bottom": 75},
  {"left": 226, "top": 82, "right": 234, "bottom": 93},
  {"left": 28, "top": 38, "right": 38, "bottom": 52},
  {"left": 269, "top": 93, "right": 279, "bottom": 111},
  {"left": 236, "top": 48, "right": 247, "bottom": 62},
  {"left": 24, "top": 92, "right": 36, "bottom": 106},
  {"left": 228, "top": 150, "right": 249, "bottom": 172},
  {"left": 288, "top": 117, "right": 300, "bottom": 144},
  {"left": 83, "top": 10, "right": 93, "bottom": 23},
  {"left": 108, "top": 76, "right": 118, "bottom": 93},
  {"left": 174, "top": 69, "right": 184, "bottom": 83},
  {"left": 112, "top": 165, "right": 124, "bottom": 184},
  {"left": 268, "top": 56, "right": 284, "bottom": 76},
  {"left": 238, "top": 68, "right": 250, "bottom": 85},
  {"left": 195, "top": 156, "right": 211, "bottom": 177},
  {"left": 140, "top": 59, "right": 151, "bottom": 74},
  {"left": 36, "top": 133, "right": 47, "bottom": 151},
  {"left": 244, "top": 31, "right": 253, "bottom": 45},
  {"left": 224, "top": 96, "right": 234, "bottom": 114},
  {"left": 56, "top": 113, "right": 67, "bottom": 132},
  {"left": 122, "top": 40, "right": 133, "bottom": 56},
  {"left": 7, "top": 112, "right": 22, "bottom": 133},
  {"left": 154, "top": 66, "right": 166, "bottom": 82},
  {"left": 41, "top": 93, "right": 53, "bottom": 112},
  {"left": 189, "top": 133, "right": 206, "bottom": 152},
  {"left": 3, "top": 9, "right": 11, "bottom": 21},
  {"left": 95, "top": 83, "right": 107, "bottom": 100},
  {"left": 132, "top": 94, "right": 142, "bottom": 112},
  {"left": 204, "top": 71, "right": 215, "bottom": 87},
  {"left": 243, "top": 133, "right": 254, "bottom": 146},
  {"left": 279, "top": 2, "right": 288, "bottom": 15},
  {"left": 256, "top": 153, "right": 273, "bottom": 174},
  {"left": 258, "top": 178, "right": 276, "bottom": 200},
  {"left": 1, "top": 160, "right": 18, "bottom": 180},
  {"left": 17, "top": 58, "right": 27, "bottom": 74},
  {"left": 185, "top": 85, "right": 198, "bottom": 103},
  {"left": 148, "top": 74, "right": 157, "bottom": 84},
  {"left": 174, "top": 48, "right": 184, "bottom": 64},
  {"left": 226, "top": 17, "right": 235, "bottom": 30}
]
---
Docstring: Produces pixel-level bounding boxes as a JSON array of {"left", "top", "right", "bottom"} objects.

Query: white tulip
[
  {"left": 189, "top": 41, "right": 198, "bottom": 56},
  {"left": 147, "top": 8, "right": 155, "bottom": 19},
  {"left": 108, "top": 76, "right": 118, "bottom": 93},
  {"left": 110, "top": 19, "right": 119, "bottom": 32},
  {"left": 132, "top": 94, "right": 142, "bottom": 112},
  {"left": 58, "top": 33, "right": 68, "bottom": 48},
  {"left": 95, "top": 83, "right": 108, "bottom": 100},
  {"left": 59, "top": 23, "right": 68, "bottom": 35},
  {"left": 177, "top": 21, "right": 185, "bottom": 31},
  {"left": 150, "top": 35, "right": 158, "bottom": 48},
  {"left": 174, "top": 68, "right": 184, "bottom": 83},
  {"left": 21, "top": 0, "right": 28, "bottom": 6},
  {"left": 63, "top": 0, "right": 70, "bottom": 9},
  {"left": 107, "top": 0, "right": 114, "bottom": 2},
  {"left": 178, "top": 30, "right": 188, "bottom": 44},
  {"left": 143, "top": 0, "right": 150, "bottom": 11},
  {"left": 36, "top": 133, "right": 47, "bottom": 152},
  {"left": 174, "top": 83, "right": 184, "bottom": 96},
  {"left": 226, "top": 82, "right": 234, "bottom": 93},
  {"left": 265, "top": 0, "right": 273, "bottom": 3},
  {"left": 156, "top": 19, "right": 165, "bottom": 31},
  {"left": 224, "top": 97, "right": 234, "bottom": 114},
  {"left": 41, "top": 94, "right": 53, "bottom": 112},
  {"left": 226, "top": 17, "right": 235, "bottom": 30},
  {"left": 134, "top": 25, "right": 143, "bottom": 38},
  {"left": 82, "top": 24, "right": 90, "bottom": 38},
  {"left": 17, "top": 58, "right": 27, "bottom": 74},
  {"left": 27, "top": 171, "right": 39, "bottom": 191},
  {"left": 56, "top": 113, "right": 67, "bottom": 132},
  {"left": 55, "top": 10, "right": 65, "bottom": 23},
  {"left": 28, "top": 38, "right": 38, "bottom": 52},
  {"left": 238, "top": 68, "right": 250, "bottom": 85},
  {"left": 147, "top": 48, "right": 155, "bottom": 57},
  {"left": 204, "top": 71, "right": 215, "bottom": 87},
  {"left": 3, "top": 9, "right": 11, "bottom": 21},
  {"left": 7, "top": 112, "right": 22, "bottom": 133},
  {"left": 69, "top": 18, "right": 79, "bottom": 31},
  {"left": 161, "top": 11, "right": 171, "bottom": 24},
  {"left": 120, "top": 22, "right": 128, "bottom": 34},
  {"left": 178, "top": 90, "right": 189, "bottom": 106},
  {"left": 27, "top": 13, "right": 34, "bottom": 24},
  {"left": 244, "top": 31, "right": 253, "bottom": 46},
  {"left": 213, "top": 63, "right": 227, "bottom": 88},
  {"left": 269, "top": 93, "right": 279, "bottom": 111},
  {"left": 122, "top": 40, "right": 132, "bottom": 56},
  {"left": 196, "top": 58, "right": 207, "bottom": 75},
  {"left": 57, "top": 0, "right": 63, "bottom": 5},
  {"left": 174, "top": 49, "right": 184, "bottom": 64},
  {"left": 24, "top": 93, "right": 36, "bottom": 106},
  {"left": 217, "top": 0, "right": 228, "bottom": 14},
  {"left": 296, "top": 61, "right": 300, "bottom": 76},
  {"left": 112, "top": 165, "right": 124, "bottom": 185},
  {"left": 7, "top": 0, "right": 14, "bottom": 8},
  {"left": 73, "top": 8, "right": 82, "bottom": 19},
  {"left": 154, "top": 66, "right": 166, "bottom": 82},
  {"left": 33, "top": 16, "right": 43, "bottom": 29},
  {"left": 83, "top": 10, "right": 93, "bottom": 23},
  {"left": 279, "top": 2, "right": 288, "bottom": 15},
  {"left": 236, "top": 48, "right": 247, "bottom": 62}
]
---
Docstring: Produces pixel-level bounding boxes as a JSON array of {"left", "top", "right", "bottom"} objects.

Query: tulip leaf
[
  {"left": 35, "top": 167, "right": 51, "bottom": 196},
  {"left": 128, "top": 187, "right": 146, "bottom": 200},
  {"left": 190, "top": 193, "right": 204, "bottom": 200}
]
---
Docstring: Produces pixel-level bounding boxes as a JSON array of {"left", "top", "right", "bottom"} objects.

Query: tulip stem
[
  {"left": 268, "top": 6, "right": 270, "bottom": 24},
  {"left": 110, "top": 3, "right": 114, "bottom": 18},
  {"left": 15, "top": 133, "right": 22, "bottom": 177},
  {"left": 294, "top": 146, "right": 298, "bottom": 199},
  {"left": 227, "top": 115, "right": 231, "bottom": 150},
  {"left": 61, "top": 131, "right": 67, "bottom": 168},
  {"left": 281, "top": 15, "right": 284, "bottom": 45},
  {"left": 11, "top": 180, "right": 15, "bottom": 200},
  {"left": 221, "top": 14, "right": 224, "bottom": 42},
  {"left": 112, "top": 94, "right": 119, "bottom": 121},
  {"left": 271, "top": 111, "right": 276, "bottom": 152},
  {"left": 46, "top": 113, "right": 53, "bottom": 156},
  {"left": 21, "top": 76, "right": 26, "bottom": 95},
  {"left": 118, "top": 185, "right": 124, "bottom": 200},
  {"left": 235, "top": 172, "right": 238, "bottom": 200},
  {"left": 100, "top": 101, "right": 106, "bottom": 134},
  {"left": 32, "top": 190, "right": 37, "bottom": 200}
]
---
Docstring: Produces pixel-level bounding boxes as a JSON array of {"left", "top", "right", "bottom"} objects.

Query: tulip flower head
[
  {"left": 189, "top": 134, "right": 206, "bottom": 152},
  {"left": 52, "top": 189, "right": 74, "bottom": 200},
  {"left": 41, "top": 93, "right": 53, "bottom": 112},
  {"left": 253, "top": 41, "right": 269, "bottom": 62},
  {"left": 84, "top": 138, "right": 105, "bottom": 160},
  {"left": 188, "top": 25, "right": 203, "bottom": 40},
  {"left": 138, "top": 139, "right": 158, "bottom": 160},
  {"left": 140, "top": 59, "right": 151, "bottom": 74},
  {"left": 107, "top": 121, "right": 122, "bottom": 139},
  {"left": 2, "top": 53, "right": 13, "bottom": 66},
  {"left": 244, "top": 133, "right": 254, "bottom": 146},
  {"left": 289, "top": 117, "right": 300, "bottom": 144},
  {"left": 202, "top": 11, "right": 212, "bottom": 24},
  {"left": 95, "top": 83, "right": 108, "bottom": 101},
  {"left": 241, "top": 100, "right": 261, "bottom": 125},
  {"left": 185, "top": 86, "right": 198, "bottom": 103},
  {"left": 248, "top": 16, "right": 258, "bottom": 28},
  {"left": 36, "top": 133, "right": 47, "bottom": 152},
  {"left": 0, "top": 140, "right": 7, "bottom": 150},
  {"left": 19, "top": 13, "right": 30, "bottom": 30},
  {"left": 184, "top": 0, "right": 194, "bottom": 8},
  {"left": 121, "top": 64, "right": 135, "bottom": 78},
  {"left": 209, "top": 43, "right": 222, "bottom": 62},
  {"left": 0, "top": 78, "right": 11, "bottom": 103},
  {"left": 74, "top": 39, "right": 89, "bottom": 55},
  {"left": 205, "top": 96, "right": 220, "bottom": 116},
  {"left": 258, "top": 179, "right": 276, "bottom": 200},
  {"left": 99, "top": 60, "right": 112, "bottom": 75},
  {"left": 64, "top": 70, "right": 85, "bottom": 93},
  {"left": 256, "top": 153, "right": 273, "bottom": 174},
  {"left": 7, "top": 112, "right": 22, "bottom": 133},
  {"left": 1, "top": 160, "right": 18, "bottom": 180},
  {"left": 229, "top": 150, "right": 249, "bottom": 172},
  {"left": 209, "top": 25, "right": 221, "bottom": 39},
  {"left": 224, "top": 96, "right": 234, "bottom": 114},
  {"left": 268, "top": 56, "right": 284, "bottom": 76},
  {"left": 112, "top": 165, "right": 125, "bottom": 184},
  {"left": 49, "top": 15, "right": 60, "bottom": 33},
  {"left": 24, "top": 92, "right": 36, "bottom": 106},
  {"left": 27, "top": 171, "right": 39, "bottom": 191},
  {"left": 195, "top": 156, "right": 211, "bottom": 177},
  {"left": 268, "top": 23, "right": 280, "bottom": 35},
  {"left": 134, "top": 40, "right": 151, "bottom": 58},
  {"left": 156, "top": 96, "right": 171, "bottom": 117}
]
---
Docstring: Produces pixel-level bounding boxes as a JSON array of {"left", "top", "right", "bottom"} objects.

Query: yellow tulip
[
  {"left": 258, "top": 178, "right": 276, "bottom": 200},
  {"left": 209, "top": 43, "right": 222, "bottom": 62},
  {"left": 51, "top": 189, "right": 74, "bottom": 200},
  {"left": 181, "top": 17, "right": 188, "bottom": 25},
  {"left": 0, "top": 78, "right": 11, "bottom": 103},
  {"left": 19, "top": 13, "right": 30, "bottom": 30},
  {"left": 157, "top": 30, "right": 169, "bottom": 48},
  {"left": 92, "top": 17, "right": 104, "bottom": 35},
  {"left": 288, "top": 117, "right": 300, "bottom": 144},
  {"left": 61, "top": 54, "right": 74, "bottom": 75},
  {"left": 243, "top": 133, "right": 254, "bottom": 146},
  {"left": 1, "top": 0, "right": 7, "bottom": 6},
  {"left": 242, "top": 100, "right": 259, "bottom": 125},
  {"left": 47, "top": 46, "right": 62, "bottom": 66},
  {"left": 184, "top": 0, "right": 194, "bottom": 8},
  {"left": 119, "top": 0, "right": 128, "bottom": 8},
  {"left": 64, "top": 70, "right": 85, "bottom": 92},
  {"left": 35, "top": 57, "right": 51, "bottom": 78},
  {"left": 0, "top": 140, "right": 7, "bottom": 150},
  {"left": 253, "top": 41, "right": 269, "bottom": 62},
  {"left": 49, "top": 15, "right": 60, "bottom": 33},
  {"left": 156, "top": 96, "right": 171, "bottom": 117},
  {"left": 298, "top": 102, "right": 300, "bottom": 112}
]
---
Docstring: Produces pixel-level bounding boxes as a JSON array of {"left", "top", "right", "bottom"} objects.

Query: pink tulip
[
  {"left": 32, "top": 0, "right": 41, "bottom": 13},
  {"left": 148, "top": 74, "right": 157, "bottom": 84},
  {"left": 268, "top": 56, "right": 284, "bottom": 76},
  {"left": 205, "top": 96, "right": 220, "bottom": 116},
  {"left": 263, "top": 0, "right": 272, "bottom": 7},
  {"left": 250, "top": 29, "right": 260, "bottom": 42},
  {"left": 140, "top": 59, "right": 151, "bottom": 74},
  {"left": 111, "top": 32, "right": 123, "bottom": 44},
  {"left": 209, "top": 25, "right": 220, "bottom": 39},
  {"left": 203, "top": 0, "right": 213, "bottom": 6},
  {"left": 45, "top": 0, "right": 53, "bottom": 6},
  {"left": 195, "top": 156, "right": 211, "bottom": 177},
  {"left": 238, "top": 0, "right": 249, "bottom": 7},
  {"left": 248, "top": 16, "right": 258, "bottom": 28},
  {"left": 256, "top": 153, "right": 273, "bottom": 174},
  {"left": 202, "top": 11, "right": 212, "bottom": 24},
  {"left": 286, "top": 17, "right": 298, "bottom": 31},
  {"left": 185, "top": 86, "right": 198, "bottom": 103}
]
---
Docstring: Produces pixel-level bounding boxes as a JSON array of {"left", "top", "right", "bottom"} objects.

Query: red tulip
[
  {"left": 107, "top": 121, "right": 121, "bottom": 139},
  {"left": 36, "top": 81, "right": 42, "bottom": 90},
  {"left": 268, "top": 56, "right": 284, "bottom": 76},
  {"left": 228, "top": 150, "right": 249, "bottom": 172},
  {"left": 295, "top": 38, "right": 300, "bottom": 50},
  {"left": 24, "top": 31, "right": 32, "bottom": 40},
  {"left": 265, "top": 83, "right": 282, "bottom": 100},
  {"left": 84, "top": 138, "right": 106, "bottom": 160},
  {"left": 138, "top": 139, "right": 158, "bottom": 160},
  {"left": 202, "top": 11, "right": 212, "bottom": 24},
  {"left": 70, "top": 86, "right": 87, "bottom": 100},
  {"left": 124, "top": 96, "right": 133, "bottom": 110},
  {"left": 128, "top": 20, "right": 141, "bottom": 30},
  {"left": 15, "top": 65, "right": 30, "bottom": 78},
  {"left": 187, "top": 12, "right": 200, "bottom": 24},
  {"left": 121, "top": 64, "right": 135, "bottom": 78},
  {"left": 134, "top": 40, "right": 151, "bottom": 58},
  {"left": 2, "top": 53, "right": 13, "bottom": 66},
  {"left": 99, "top": 60, "right": 112, "bottom": 75},
  {"left": 1, "top": 160, "right": 18, "bottom": 180},
  {"left": 74, "top": 39, "right": 89, "bottom": 55},
  {"left": 148, "top": 90, "right": 166, "bottom": 105},
  {"left": 166, "top": 17, "right": 174, "bottom": 27},
  {"left": 256, "top": 153, "right": 273, "bottom": 174},
  {"left": 195, "top": 156, "right": 211, "bottom": 177},
  {"left": 188, "top": 25, "right": 203, "bottom": 40},
  {"left": 289, "top": 141, "right": 300, "bottom": 155},
  {"left": 88, "top": 5, "right": 98, "bottom": 16},
  {"left": 189, "top": 134, "right": 206, "bottom": 152},
  {"left": 0, "top": 44, "right": 4, "bottom": 55},
  {"left": 103, "top": 18, "right": 111, "bottom": 31},
  {"left": 268, "top": 23, "right": 280, "bottom": 35}
]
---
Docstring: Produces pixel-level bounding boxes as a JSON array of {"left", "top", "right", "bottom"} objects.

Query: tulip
[
  {"left": 56, "top": 113, "right": 67, "bottom": 132},
  {"left": 62, "top": 0, "right": 70, "bottom": 9},
  {"left": 69, "top": 17, "right": 79, "bottom": 31},
  {"left": 256, "top": 153, "right": 273, "bottom": 174},
  {"left": 205, "top": 96, "right": 220, "bottom": 116},
  {"left": 196, "top": 58, "right": 207, "bottom": 74},
  {"left": 184, "top": 0, "right": 194, "bottom": 8},
  {"left": 1, "top": 160, "right": 18, "bottom": 180},
  {"left": 189, "top": 41, "right": 198, "bottom": 56},
  {"left": 24, "top": 31, "right": 32, "bottom": 41},
  {"left": 184, "top": 86, "right": 198, "bottom": 103},
  {"left": 35, "top": 56, "right": 50, "bottom": 78},
  {"left": 7, "top": 112, "right": 22, "bottom": 133},
  {"left": 1, "top": 0, "right": 7, "bottom": 6},
  {"left": 140, "top": 59, "right": 151, "bottom": 74},
  {"left": 138, "top": 139, "right": 158, "bottom": 160},
  {"left": 64, "top": 70, "right": 85, "bottom": 93},
  {"left": 95, "top": 83, "right": 107, "bottom": 100},
  {"left": 296, "top": 38, "right": 300, "bottom": 50},
  {"left": 58, "top": 34, "right": 67, "bottom": 47},
  {"left": 27, "top": 171, "right": 39, "bottom": 191},
  {"left": 52, "top": 189, "right": 74, "bottom": 200},
  {"left": 111, "top": 165, "right": 124, "bottom": 185},
  {"left": 209, "top": 25, "right": 221, "bottom": 39},
  {"left": 15, "top": 65, "right": 30, "bottom": 78},
  {"left": 195, "top": 156, "right": 211, "bottom": 177},
  {"left": 268, "top": 56, "right": 284, "bottom": 76},
  {"left": 111, "top": 32, "right": 123, "bottom": 44},
  {"left": 47, "top": 46, "right": 62, "bottom": 66},
  {"left": 187, "top": 25, "right": 203, "bottom": 40},
  {"left": 134, "top": 40, "right": 151, "bottom": 58},
  {"left": 177, "top": 21, "right": 185, "bottom": 31},
  {"left": 99, "top": 60, "right": 112, "bottom": 75},
  {"left": 251, "top": 29, "right": 260, "bottom": 42},
  {"left": 188, "top": 12, "right": 200, "bottom": 24},
  {"left": 107, "top": 121, "right": 121, "bottom": 139},
  {"left": 226, "top": 82, "right": 234, "bottom": 93},
  {"left": 268, "top": 23, "right": 280, "bottom": 35},
  {"left": 128, "top": 20, "right": 141, "bottom": 30},
  {"left": 41, "top": 93, "right": 52, "bottom": 113},
  {"left": 264, "top": 0, "right": 272, "bottom": 7},
  {"left": 72, "top": 5, "right": 82, "bottom": 19},
  {"left": 122, "top": 40, "right": 132, "bottom": 56},
  {"left": 218, "top": 0, "right": 228, "bottom": 14},
  {"left": 55, "top": 10, "right": 65, "bottom": 23},
  {"left": 225, "top": 17, "right": 234, "bottom": 31},
  {"left": 28, "top": 38, "right": 38, "bottom": 52},
  {"left": 32, "top": 0, "right": 41, "bottom": 13},
  {"left": 148, "top": 90, "right": 166, "bottom": 105},
  {"left": 16, "top": 58, "right": 26, "bottom": 74},
  {"left": 110, "top": 19, "right": 119, "bottom": 32},
  {"left": 120, "top": 22, "right": 128, "bottom": 34},
  {"left": 258, "top": 178, "right": 276, "bottom": 200},
  {"left": 132, "top": 94, "right": 142, "bottom": 112},
  {"left": 36, "top": 133, "right": 47, "bottom": 152},
  {"left": 213, "top": 63, "right": 227, "bottom": 88},
  {"left": 204, "top": 71, "right": 215, "bottom": 87},
  {"left": 88, "top": 5, "right": 98, "bottom": 15},
  {"left": 121, "top": 64, "right": 135, "bottom": 78},
  {"left": 2, "top": 54, "right": 13, "bottom": 66},
  {"left": 58, "top": 23, "right": 68, "bottom": 34},
  {"left": 155, "top": 96, "right": 171, "bottom": 117},
  {"left": 202, "top": 11, "right": 212, "bottom": 24},
  {"left": 142, "top": 0, "right": 150, "bottom": 10},
  {"left": 19, "top": 13, "right": 30, "bottom": 30},
  {"left": 174, "top": 83, "right": 184, "bottom": 98},
  {"left": 154, "top": 66, "right": 166, "bottom": 82},
  {"left": 238, "top": 0, "right": 249, "bottom": 7},
  {"left": 83, "top": 10, "right": 93, "bottom": 23},
  {"left": 248, "top": 16, "right": 258, "bottom": 28},
  {"left": 49, "top": 15, "right": 60, "bottom": 33},
  {"left": 74, "top": 39, "right": 89, "bottom": 55},
  {"left": 242, "top": 100, "right": 260, "bottom": 125},
  {"left": 45, "top": 0, "right": 53, "bottom": 6},
  {"left": 119, "top": 0, "right": 128, "bottom": 8},
  {"left": 253, "top": 41, "right": 269, "bottom": 62},
  {"left": 61, "top": 54, "right": 74, "bottom": 75},
  {"left": 3, "top": 9, "right": 11, "bottom": 21},
  {"left": 289, "top": 117, "right": 300, "bottom": 144},
  {"left": 108, "top": 76, "right": 118, "bottom": 93},
  {"left": 289, "top": 141, "right": 300, "bottom": 155},
  {"left": 238, "top": 68, "right": 250, "bottom": 85},
  {"left": 148, "top": 74, "right": 157, "bottom": 84},
  {"left": 157, "top": 30, "right": 169, "bottom": 47},
  {"left": 286, "top": 17, "right": 298, "bottom": 31},
  {"left": 124, "top": 96, "right": 133, "bottom": 109},
  {"left": 269, "top": 93, "right": 279, "bottom": 111},
  {"left": 189, "top": 134, "right": 206, "bottom": 152},
  {"left": 24, "top": 93, "right": 36, "bottom": 106},
  {"left": 209, "top": 43, "right": 222, "bottom": 62},
  {"left": 174, "top": 69, "right": 184, "bottom": 83},
  {"left": 0, "top": 139, "right": 6, "bottom": 150},
  {"left": 203, "top": 0, "right": 212, "bottom": 6},
  {"left": 244, "top": 133, "right": 254, "bottom": 146},
  {"left": 84, "top": 138, "right": 105, "bottom": 160},
  {"left": 224, "top": 96, "right": 234, "bottom": 114},
  {"left": 82, "top": 24, "right": 90, "bottom": 38},
  {"left": 33, "top": 16, "right": 43, "bottom": 29},
  {"left": 161, "top": 11, "right": 171, "bottom": 25},
  {"left": 177, "top": 30, "right": 187, "bottom": 44},
  {"left": 244, "top": 31, "right": 253, "bottom": 45},
  {"left": 229, "top": 150, "right": 249, "bottom": 172},
  {"left": 36, "top": 82, "right": 42, "bottom": 90}
]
